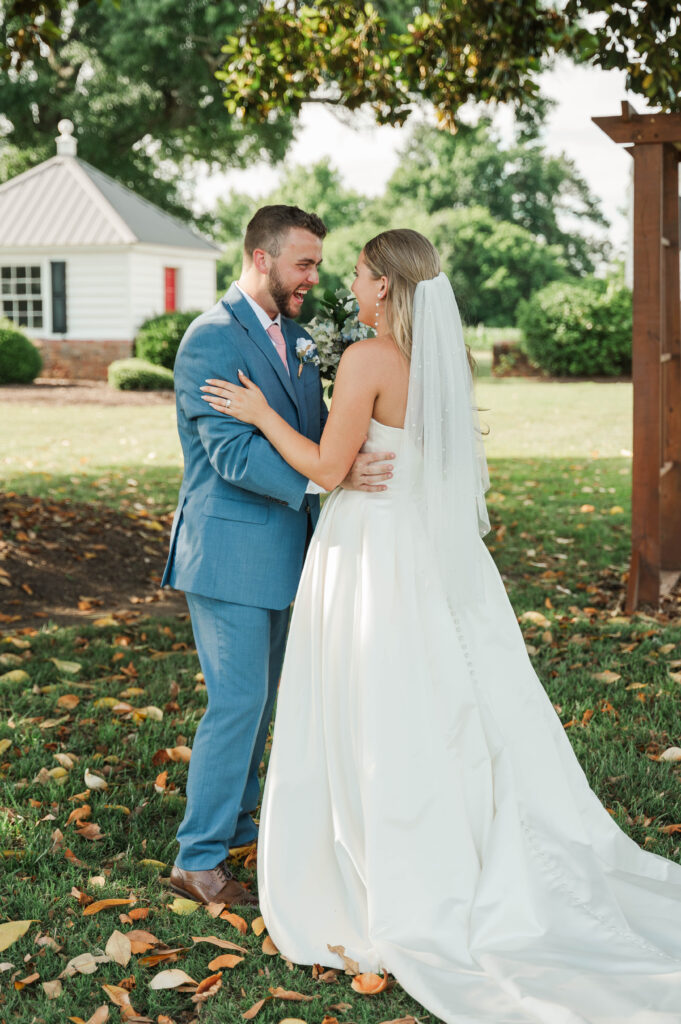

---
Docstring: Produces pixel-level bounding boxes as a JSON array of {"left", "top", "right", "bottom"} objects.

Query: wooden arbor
[{"left": 593, "top": 103, "right": 681, "bottom": 612}]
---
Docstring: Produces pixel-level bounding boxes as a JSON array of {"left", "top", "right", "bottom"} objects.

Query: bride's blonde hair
[{"left": 362, "top": 228, "right": 441, "bottom": 361}]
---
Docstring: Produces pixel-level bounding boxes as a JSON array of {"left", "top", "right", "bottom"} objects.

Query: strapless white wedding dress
[{"left": 257, "top": 418, "right": 681, "bottom": 1023}]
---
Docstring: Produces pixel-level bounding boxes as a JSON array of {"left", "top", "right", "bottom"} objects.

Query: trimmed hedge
[
  {"left": 134, "top": 311, "right": 199, "bottom": 369},
  {"left": 0, "top": 326, "right": 42, "bottom": 384},
  {"left": 518, "top": 278, "right": 632, "bottom": 377},
  {"left": 108, "top": 358, "right": 174, "bottom": 391}
]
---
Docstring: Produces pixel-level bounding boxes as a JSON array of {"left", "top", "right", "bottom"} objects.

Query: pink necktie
[{"left": 267, "top": 322, "right": 290, "bottom": 376}]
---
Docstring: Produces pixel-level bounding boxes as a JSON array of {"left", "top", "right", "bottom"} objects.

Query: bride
[{"left": 201, "top": 229, "right": 681, "bottom": 1023}]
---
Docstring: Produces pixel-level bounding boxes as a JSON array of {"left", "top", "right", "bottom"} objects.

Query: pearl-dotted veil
[{"left": 401, "top": 272, "right": 490, "bottom": 607}]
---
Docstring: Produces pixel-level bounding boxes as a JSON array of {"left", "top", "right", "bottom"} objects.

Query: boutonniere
[{"left": 295, "top": 337, "right": 320, "bottom": 377}]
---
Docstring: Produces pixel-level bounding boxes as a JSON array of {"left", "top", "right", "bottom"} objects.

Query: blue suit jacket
[{"left": 162, "top": 283, "right": 327, "bottom": 610}]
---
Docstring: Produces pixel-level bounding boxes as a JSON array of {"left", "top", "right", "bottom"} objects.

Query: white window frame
[{"left": 0, "top": 264, "right": 44, "bottom": 329}]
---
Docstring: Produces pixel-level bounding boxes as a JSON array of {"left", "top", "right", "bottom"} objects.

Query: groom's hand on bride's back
[{"left": 340, "top": 450, "right": 395, "bottom": 492}]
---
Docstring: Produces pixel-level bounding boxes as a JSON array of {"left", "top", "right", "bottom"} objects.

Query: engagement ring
[{"left": 225, "top": 399, "right": 231, "bottom": 408}]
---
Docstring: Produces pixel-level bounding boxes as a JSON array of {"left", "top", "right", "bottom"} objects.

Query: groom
[{"left": 162, "top": 205, "right": 394, "bottom": 906}]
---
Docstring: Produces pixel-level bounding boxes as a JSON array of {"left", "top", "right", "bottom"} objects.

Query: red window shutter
[{"left": 164, "top": 267, "right": 177, "bottom": 312}]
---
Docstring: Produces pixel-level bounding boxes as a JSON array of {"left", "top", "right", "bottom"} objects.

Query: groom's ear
[{"left": 252, "top": 248, "right": 271, "bottom": 276}]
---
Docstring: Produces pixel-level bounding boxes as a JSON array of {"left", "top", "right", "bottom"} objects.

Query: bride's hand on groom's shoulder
[{"left": 200, "top": 371, "right": 269, "bottom": 427}]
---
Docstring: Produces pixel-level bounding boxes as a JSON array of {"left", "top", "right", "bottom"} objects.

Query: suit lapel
[
  {"left": 223, "top": 284, "right": 301, "bottom": 419},
  {"left": 282, "top": 320, "right": 309, "bottom": 436}
]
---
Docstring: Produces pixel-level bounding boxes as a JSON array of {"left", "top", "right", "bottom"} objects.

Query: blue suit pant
[{"left": 176, "top": 592, "right": 289, "bottom": 870}]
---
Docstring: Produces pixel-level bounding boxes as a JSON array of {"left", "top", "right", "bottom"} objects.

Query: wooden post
[
  {"left": 660, "top": 144, "right": 681, "bottom": 573},
  {"left": 626, "top": 143, "right": 664, "bottom": 611},
  {"left": 593, "top": 107, "right": 681, "bottom": 610}
]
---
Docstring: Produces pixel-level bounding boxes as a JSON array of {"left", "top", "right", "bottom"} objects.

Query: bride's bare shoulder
[{"left": 340, "top": 334, "right": 403, "bottom": 370}]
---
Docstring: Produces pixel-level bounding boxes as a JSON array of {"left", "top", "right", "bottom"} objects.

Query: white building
[{"left": 0, "top": 120, "right": 219, "bottom": 379}]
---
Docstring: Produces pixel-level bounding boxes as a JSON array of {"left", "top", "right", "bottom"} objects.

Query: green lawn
[
  {"left": 1, "top": 403, "right": 183, "bottom": 510},
  {"left": 1, "top": 377, "right": 680, "bottom": 1024},
  {"left": 0, "top": 367, "right": 632, "bottom": 503}
]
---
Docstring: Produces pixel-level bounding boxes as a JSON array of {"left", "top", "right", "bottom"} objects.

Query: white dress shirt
[{"left": 234, "top": 282, "right": 325, "bottom": 495}]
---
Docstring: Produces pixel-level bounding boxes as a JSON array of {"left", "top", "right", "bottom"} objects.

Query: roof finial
[{"left": 56, "top": 119, "right": 77, "bottom": 157}]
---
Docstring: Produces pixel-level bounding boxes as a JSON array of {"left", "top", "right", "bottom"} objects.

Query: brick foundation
[{"left": 35, "top": 338, "right": 133, "bottom": 380}]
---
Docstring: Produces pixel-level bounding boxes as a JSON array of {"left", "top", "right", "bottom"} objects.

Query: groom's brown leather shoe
[{"left": 170, "top": 860, "right": 258, "bottom": 907}]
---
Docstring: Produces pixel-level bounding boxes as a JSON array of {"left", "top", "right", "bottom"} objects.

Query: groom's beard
[{"left": 268, "top": 265, "right": 303, "bottom": 319}]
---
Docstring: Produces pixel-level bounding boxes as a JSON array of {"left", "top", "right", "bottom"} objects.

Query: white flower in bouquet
[{"left": 306, "top": 287, "right": 373, "bottom": 393}]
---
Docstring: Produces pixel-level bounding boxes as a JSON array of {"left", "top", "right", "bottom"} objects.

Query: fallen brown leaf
[
  {"left": 84, "top": 768, "right": 108, "bottom": 790},
  {"left": 208, "top": 953, "right": 244, "bottom": 970},
  {"left": 57, "top": 693, "right": 80, "bottom": 710},
  {"left": 377, "top": 1018, "right": 418, "bottom": 1024},
  {"left": 127, "top": 908, "right": 150, "bottom": 921},
  {"left": 0, "top": 919, "right": 34, "bottom": 951},
  {"left": 152, "top": 746, "right": 191, "bottom": 765},
  {"left": 50, "top": 827, "right": 65, "bottom": 851},
  {"left": 351, "top": 971, "right": 390, "bottom": 994},
  {"left": 191, "top": 935, "right": 248, "bottom": 954},
  {"left": 101, "top": 983, "right": 152, "bottom": 1022},
  {"left": 312, "top": 966, "right": 338, "bottom": 983},
  {"left": 374, "top": 1015, "right": 417, "bottom": 1024},
  {"left": 220, "top": 910, "right": 248, "bottom": 935},
  {"left": 148, "top": 969, "right": 198, "bottom": 990},
  {"left": 268, "top": 986, "right": 315, "bottom": 1001},
  {"left": 126, "top": 929, "right": 159, "bottom": 955},
  {"left": 83, "top": 898, "right": 136, "bottom": 916},
  {"left": 15, "top": 971, "right": 40, "bottom": 990},
  {"left": 71, "top": 887, "right": 94, "bottom": 907},
  {"left": 194, "top": 972, "right": 223, "bottom": 997},
  {"left": 85, "top": 1007, "right": 109, "bottom": 1024},
  {"left": 592, "top": 670, "right": 621, "bottom": 684},
  {"left": 242, "top": 997, "right": 270, "bottom": 1020},
  {"left": 136, "top": 947, "right": 189, "bottom": 967},
  {"left": 251, "top": 915, "right": 266, "bottom": 936},
  {"left": 66, "top": 804, "right": 92, "bottom": 827},
  {"left": 61, "top": 952, "right": 110, "bottom": 977},
  {"left": 76, "top": 822, "right": 106, "bottom": 841},
  {"left": 105, "top": 929, "right": 132, "bottom": 967},
  {"left": 205, "top": 901, "right": 226, "bottom": 918},
  {"left": 262, "top": 935, "right": 279, "bottom": 956},
  {"left": 64, "top": 847, "right": 88, "bottom": 868},
  {"left": 42, "top": 977, "right": 63, "bottom": 999},
  {"left": 326, "top": 944, "right": 360, "bottom": 976}
]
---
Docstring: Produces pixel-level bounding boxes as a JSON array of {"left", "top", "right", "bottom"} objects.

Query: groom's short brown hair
[{"left": 244, "top": 205, "right": 327, "bottom": 260}]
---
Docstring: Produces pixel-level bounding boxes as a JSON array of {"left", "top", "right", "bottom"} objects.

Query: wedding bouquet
[{"left": 305, "top": 287, "right": 373, "bottom": 394}]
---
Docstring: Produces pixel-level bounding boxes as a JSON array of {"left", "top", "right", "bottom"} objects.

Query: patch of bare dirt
[
  {"left": 0, "top": 492, "right": 186, "bottom": 629},
  {"left": 0, "top": 378, "right": 175, "bottom": 405}
]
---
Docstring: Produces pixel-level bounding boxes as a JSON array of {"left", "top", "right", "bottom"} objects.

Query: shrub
[
  {"left": 134, "top": 311, "right": 200, "bottom": 369},
  {"left": 518, "top": 278, "right": 632, "bottom": 377},
  {"left": 108, "top": 358, "right": 174, "bottom": 391},
  {"left": 0, "top": 325, "right": 42, "bottom": 384}
]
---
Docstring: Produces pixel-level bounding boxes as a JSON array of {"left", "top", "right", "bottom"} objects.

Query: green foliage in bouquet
[{"left": 306, "top": 288, "right": 373, "bottom": 395}]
